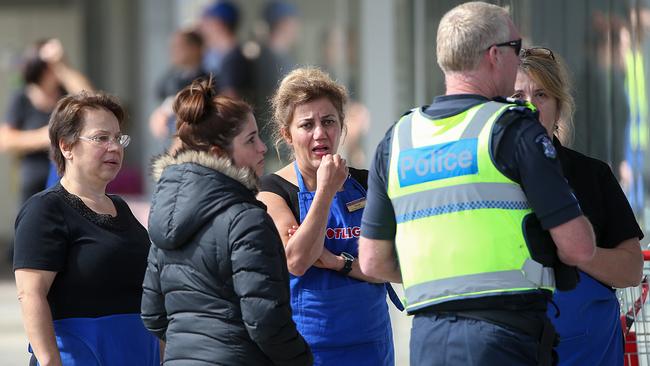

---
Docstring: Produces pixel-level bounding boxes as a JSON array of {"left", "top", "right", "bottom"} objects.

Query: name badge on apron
[{"left": 345, "top": 197, "right": 366, "bottom": 212}]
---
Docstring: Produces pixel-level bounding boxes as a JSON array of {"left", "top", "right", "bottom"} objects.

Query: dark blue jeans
[{"left": 410, "top": 312, "right": 541, "bottom": 366}]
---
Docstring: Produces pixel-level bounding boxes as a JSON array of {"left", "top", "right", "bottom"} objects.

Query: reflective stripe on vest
[
  {"left": 405, "top": 258, "right": 555, "bottom": 310},
  {"left": 392, "top": 182, "right": 529, "bottom": 223},
  {"left": 387, "top": 101, "right": 555, "bottom": 313}
]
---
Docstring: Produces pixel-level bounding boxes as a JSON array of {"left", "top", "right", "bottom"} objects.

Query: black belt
[{"left": 453, "top": 310, "right": 543, "bottom": 339}]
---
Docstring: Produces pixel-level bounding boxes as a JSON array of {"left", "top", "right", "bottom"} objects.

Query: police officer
[{"left": 358, "top": 2, "right": 596, "bottom": 366}]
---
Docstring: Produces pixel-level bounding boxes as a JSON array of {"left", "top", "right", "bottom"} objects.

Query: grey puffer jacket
[{"left": 142, "top": 150, "right": 312, "bottom": 366}]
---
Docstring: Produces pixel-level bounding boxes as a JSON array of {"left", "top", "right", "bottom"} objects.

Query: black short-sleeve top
[
  {"left": 13, "top": 183, "right": 151, "bottom": 320},
  {"left": 555, "top": 140, "right": 644, "bottom": 248},
  {"left": 259, "top": 168, "right": 369, "bottom": 222},
  {"left": 4, "top": 90, "right": 52, "bottom": 200}
]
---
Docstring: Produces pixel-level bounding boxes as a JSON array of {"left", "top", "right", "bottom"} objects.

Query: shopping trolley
[{"left": 620, "top": 250, "right": 650, "bottom": 366}]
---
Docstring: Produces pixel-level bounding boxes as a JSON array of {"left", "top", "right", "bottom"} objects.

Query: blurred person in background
[
  {"left": 318, "top": 26, "right": 368, "bottom": 168},
  {"left": 200, "top": 0, "right": 254, "bottom": 100},
  {"left": 514, "top": 46, "right": 644, "bottom": 366},
  {"left": 142, "top": 78, "right": 312, "bottom": 365},
  {"left": 14, "top": 91, "right": 159, "bottom": 366},
  {"left": 253, "top": 0, "right": 302, "bottom": 171},
  {"left": 199, "top": 0, "right": 238, "bottom": 76},
  {"left": 617, "top": 7, "right": 650, "bottom": 222},
  {"left": 339, "top": 102, "right": 370, "bottom": 167},
  {"left": 258, "top": 0, "right": 300, "bottom": 82},
  {"left": 0, "top": 38, "right": 92, "bottom": 204},
  {"left": 149, "top": 28, "right": 208, "bottom": 146},
  {"left": 258, "top": 67, "right": 399, "bottom": 366}
]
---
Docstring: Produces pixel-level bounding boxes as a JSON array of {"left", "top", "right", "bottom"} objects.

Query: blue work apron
[
  {"left": 29, "top": 313, "right": 159, "bottom": 366},
  {"left": 291, "top": 163, "right": 395, "bottom": 366},
  {"left": 550, "top": 270, "right": 623, "bottom": 366}
]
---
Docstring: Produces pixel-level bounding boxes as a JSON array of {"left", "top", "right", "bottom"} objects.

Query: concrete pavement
[{"left": 0, "top": 276, "right": 30, "bottom": 365}]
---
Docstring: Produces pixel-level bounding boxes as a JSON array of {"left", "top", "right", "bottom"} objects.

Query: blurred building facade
[
  {"left": 0, "top": 0, "right": 649, "bottom": 244},
  {"left": 1, "top": 1, "right": 650, "bottom": 364}
]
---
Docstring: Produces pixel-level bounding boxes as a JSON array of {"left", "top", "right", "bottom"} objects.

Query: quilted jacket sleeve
[
  {"left": 141, "top": 245, "right": 169, "bottom": 341},
  {"left": 230, "top": 207, "right": 313, "bottom": 366}
]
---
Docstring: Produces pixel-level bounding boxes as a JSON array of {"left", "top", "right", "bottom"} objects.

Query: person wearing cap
[
  {"left": 262, "top": 1, "right": 300, "bottom": 77},
  {"left": 149, "top": 29, "right": 208, "bottom": 146},
  {"left": 199, "top": 0, "right": 254, "bottom": 100},
  {"left": 200, "top": 0, "right": 239, "bottom": 75},
  {"left": 357, "top": 2, "right": 596, "bottom": 365},
  {"left": 253, "top": 0, "right": 302, "bottom": 171}
]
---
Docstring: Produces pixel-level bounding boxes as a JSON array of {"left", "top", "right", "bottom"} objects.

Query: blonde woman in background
[{"left": 514, "top": 47, "right": 643, "bottom": 366}]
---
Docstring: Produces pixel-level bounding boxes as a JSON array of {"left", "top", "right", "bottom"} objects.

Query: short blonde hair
[
  {"left": 271, "top": 67, "right": 348, "bottom": 154},
  {"left": 437, "top": 1, "right": 511, "bottom": 72},
  {"left": 519, "top": 48, "right": 575, "bottom": 146}
]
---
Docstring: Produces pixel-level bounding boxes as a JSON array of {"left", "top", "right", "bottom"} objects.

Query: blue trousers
[{"left": 410, "top": 313, "right": 543, "bottom": 366}]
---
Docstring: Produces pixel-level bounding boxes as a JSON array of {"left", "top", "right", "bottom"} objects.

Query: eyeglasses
[
  {"left": 489, "top": 39, "right": 523, "bottom": 56},
  {"left": 519, "top": 47, "right": 555, "bottom": 61},
  {"left": 78, "top": 134, "right": 131, "bottom": 148}
]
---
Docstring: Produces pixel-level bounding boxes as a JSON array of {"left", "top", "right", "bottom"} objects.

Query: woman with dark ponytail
[{"left": 141, "top": 78, "right": 312, "bottom": 365}]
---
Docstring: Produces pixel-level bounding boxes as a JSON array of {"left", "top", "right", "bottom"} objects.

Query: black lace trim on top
[{"left": 53, "top": 183, "right": 124, "bottom": 231}]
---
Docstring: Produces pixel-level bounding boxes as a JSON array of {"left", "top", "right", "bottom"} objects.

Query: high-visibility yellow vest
[{"left": 387, "top": 101, "right": 555, "bottom": 313}]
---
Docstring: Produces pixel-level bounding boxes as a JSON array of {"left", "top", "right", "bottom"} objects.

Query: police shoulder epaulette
[
  {"left": 494, "top": 99, "right": 538, "bottom": 127},
  {"left": 497, "top": 98, "right": 536, "bottom": 116}
]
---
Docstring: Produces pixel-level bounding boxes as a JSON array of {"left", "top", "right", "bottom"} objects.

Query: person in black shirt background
[
  {"left": 0, "top": 38, "right": 93, "bottom": 204},
  {"left": 514, "top": 46, "right": 644, "bottom": 366},
  {"left": 149, "top": 29, "right": 208, "bottom": 146},
  {"left": 13, "top": 91, "right": 159, "bottom": 366}
]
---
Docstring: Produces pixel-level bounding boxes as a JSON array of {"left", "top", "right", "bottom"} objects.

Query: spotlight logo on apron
[{"left": 326, "top": 226, "right": 361, "bottom": 240}]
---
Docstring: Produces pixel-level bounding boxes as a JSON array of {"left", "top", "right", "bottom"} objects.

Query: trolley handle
[{"left": 621, "top": 250, "right": 650, "bottom": 336}]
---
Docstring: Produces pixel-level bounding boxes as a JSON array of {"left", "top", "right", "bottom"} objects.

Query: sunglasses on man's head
[{"left": 489, "top": 39, "right": 522, "bottom": 56}]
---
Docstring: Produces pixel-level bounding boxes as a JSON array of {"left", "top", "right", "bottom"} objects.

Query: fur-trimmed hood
[
  {"left": 151, "top": 150, "right": 258, "bottom": 192},
  {"left": 148, "top": 150, "right": 263, "bottom": 250}
]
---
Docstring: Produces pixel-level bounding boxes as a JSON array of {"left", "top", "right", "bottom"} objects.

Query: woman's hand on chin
[{"left": 315, "top": 154, "right": 348, "bottom": 196}]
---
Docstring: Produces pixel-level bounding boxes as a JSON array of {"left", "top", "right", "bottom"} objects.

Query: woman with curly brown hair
[{"left": 258, "top": 67, "right": 398, "bottom": 365}]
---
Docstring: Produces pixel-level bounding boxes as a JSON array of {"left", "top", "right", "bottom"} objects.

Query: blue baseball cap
[
  {"left": 203, "top": 1, "right": 240, "bottom": 31},
  {"left": 263, "top": 1, "right": 299, "bottom": 27}
]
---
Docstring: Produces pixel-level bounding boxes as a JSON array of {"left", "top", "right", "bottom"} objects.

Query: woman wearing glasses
[
  {"left": 514, "top": 47, "right": 643, "bottom": 366},
  {"left": 13, "top": 91, "right": 160, "bottom": 366}
]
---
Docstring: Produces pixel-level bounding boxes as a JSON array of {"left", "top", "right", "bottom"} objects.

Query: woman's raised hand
[
  {"left": 316, "top": 154, "right": 348, "bottom": 196},
  {"left": 39, "top": 38, "right": 65, "bottom": 64}
]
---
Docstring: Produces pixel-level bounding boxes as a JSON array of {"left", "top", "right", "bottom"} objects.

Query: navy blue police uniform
[{"left": 361, "top": 94, "right": 584, "bottom": 366}]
